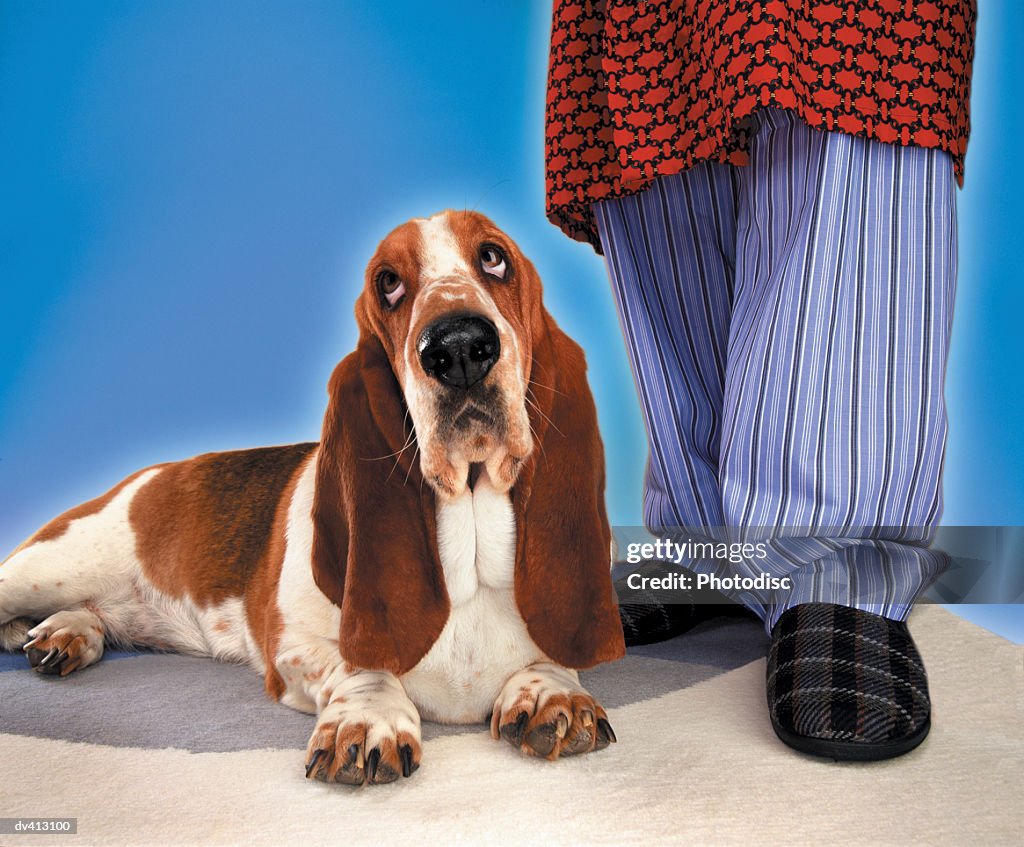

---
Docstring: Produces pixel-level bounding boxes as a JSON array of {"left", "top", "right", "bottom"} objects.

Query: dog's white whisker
[{"left": 525, "top": 392, "right": 565, "bottom": 438}]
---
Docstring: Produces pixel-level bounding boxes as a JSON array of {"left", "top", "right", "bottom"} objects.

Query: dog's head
[
  {"left": 311, "top": 210, "right": 625, "bottom": 675},
  {"left": 355, "top": 210, "right": 541, "bottom": 499}
]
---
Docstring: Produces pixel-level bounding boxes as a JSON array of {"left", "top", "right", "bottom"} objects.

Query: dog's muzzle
[{"left": 417, "top": 313, "right": 500, "bottom": 390}]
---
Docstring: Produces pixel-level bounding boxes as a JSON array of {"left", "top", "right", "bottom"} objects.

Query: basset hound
[{"left": 0, "top": 210, "right": 625, "bottom": 785}]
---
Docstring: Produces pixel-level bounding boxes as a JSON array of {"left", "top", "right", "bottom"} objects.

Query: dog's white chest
[
  {"left": 400, "top": 476, "right": 545, "bottom": 723},
  {"left": 434, "top": 474, "right": 516, "bottom": 602}
]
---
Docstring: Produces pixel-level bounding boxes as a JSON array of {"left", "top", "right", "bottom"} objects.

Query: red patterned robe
[{"left": 545, "top": 0, "right": 976, "bottom": 251}]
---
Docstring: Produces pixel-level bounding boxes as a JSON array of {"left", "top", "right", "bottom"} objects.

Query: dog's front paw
[
  {"left": 490, "top": 663, "right": 616, "bottom": 760},
  {"left": 304, "top": 677, "right": 422, "bottom": 786}
]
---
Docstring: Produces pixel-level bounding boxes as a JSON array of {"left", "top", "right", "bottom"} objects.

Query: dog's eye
[
  {"left": 480, "top": 245, "right": 508, "bottom": 281},
  {"left": 378, "top": 270, "right": 406, "bottom": 308}
]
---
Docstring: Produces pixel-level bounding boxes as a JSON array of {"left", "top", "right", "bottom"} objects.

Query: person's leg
[
  {"left": 721, "top": 108, "right": 956, "bottom": 758},
  {"left": 721, "top": 108, "right": 956, "bottom": 626},
  {"left": 594, "top": 163, "right": 737, "bottom": 534},
  {"left": 594, "top": 164, "right": 754, "bottom": 640}
]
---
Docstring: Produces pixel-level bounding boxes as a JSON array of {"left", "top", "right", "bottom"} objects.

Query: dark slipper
[
  {"left": 767, "top": 603, "right": 931, "bottom": 761},
  {"left": 614, "top": 559, "right": 752, "bottom": 646}
]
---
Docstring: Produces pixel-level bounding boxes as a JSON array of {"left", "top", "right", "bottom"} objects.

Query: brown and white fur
[{"left": 0, "top": 210, "right": 625, "bottom": 785}]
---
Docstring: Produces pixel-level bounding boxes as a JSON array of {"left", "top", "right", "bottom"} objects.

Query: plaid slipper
[
  {"left": 615, "top": 560, "right": 751, "bottom": 646},
  {"left": 767, "top": 603, "right": 931, "bottom": 761}
]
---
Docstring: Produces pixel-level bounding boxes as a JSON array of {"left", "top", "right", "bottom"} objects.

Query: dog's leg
[
  {"left": 274, "top": 641, "right": 422, "bottom": 785},
  {"left": 0, "top": 538, "right": 107, "bottom": 626},
  {"left": 490, "top": 662, "right": 617, "bottom": 760},
  {"left": 1, "top": 536, "right": 113, "bottom": 675},
  {"left": 0, "top": 469, "right": 159, "bottom": 673},
  {"left": 0, "top": 538, "right": 111, "bottom": 675}
]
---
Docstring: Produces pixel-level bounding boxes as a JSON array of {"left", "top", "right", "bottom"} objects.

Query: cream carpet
[{"left": 0, "top": 605, "right": 1020, "bottom": 846}]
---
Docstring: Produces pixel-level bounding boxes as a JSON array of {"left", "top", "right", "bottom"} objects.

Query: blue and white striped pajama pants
[{"left": 594, "top": 109, "right": 957, "bottom": 631}]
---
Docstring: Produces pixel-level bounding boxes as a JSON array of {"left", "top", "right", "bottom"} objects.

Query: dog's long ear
[
  {"left": 512, "top": 311, "right": 626, "bottom": 669},
  {"left": 311, "top": 325, "right": 449, "bottom": 675}
]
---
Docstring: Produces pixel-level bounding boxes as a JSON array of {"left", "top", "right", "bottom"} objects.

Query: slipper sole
[{"left": 770, "top": 714, "right": 931, "bottom": 761}]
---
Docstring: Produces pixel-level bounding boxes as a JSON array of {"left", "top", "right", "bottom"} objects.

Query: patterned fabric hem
[{"left": 548, "top": 96, "right": 965, "bottom": 255}]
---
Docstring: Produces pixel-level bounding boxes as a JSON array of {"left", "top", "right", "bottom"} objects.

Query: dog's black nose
[{"left": 418, "top": 314, "right": 500, "bottom": 389}]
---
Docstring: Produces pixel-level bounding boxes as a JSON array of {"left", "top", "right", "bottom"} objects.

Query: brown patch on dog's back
[{"left": 130, "top": 443, "right": 317, "bottom": 606}]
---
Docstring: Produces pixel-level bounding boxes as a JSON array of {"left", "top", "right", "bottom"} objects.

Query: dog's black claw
[
  {"left": 305, "top": 749, "right": 327, "bottom": 779},
  {"left": 596, "top": 718, "right": 617, "bottom": 744},
  {"left": 347, "top": 743, "right": 360, "bottom": 765},
  {"left": 501, "top": 711, "right": 529, "bottom": 747},
  {"left": 365, "top": 748, "right": 380, "bottom": 783},
  {"left": 28, "top": 646, "right": 65, "bottom": 675},
  {"left": 400, "top": 744, "right": 414, "bottom": 777}
]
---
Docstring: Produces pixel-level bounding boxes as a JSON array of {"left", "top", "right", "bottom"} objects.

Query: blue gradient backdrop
[{"left": 1, "top": 2, "right": 1020, "bottom": 634}]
